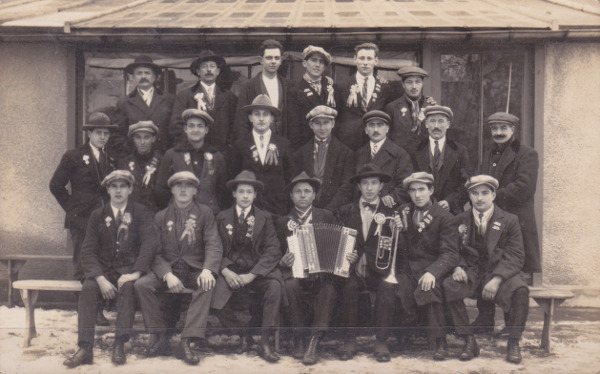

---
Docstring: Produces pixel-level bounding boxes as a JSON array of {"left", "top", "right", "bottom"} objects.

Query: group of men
[{"left": 49, "top": 39, "right": 540, "bottom": 368}]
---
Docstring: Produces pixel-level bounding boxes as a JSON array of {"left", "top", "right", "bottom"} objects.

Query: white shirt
[
  {"left": 236, "top": 205, "right": 249, "bottom": 221},
  {"left": 89, "top": 143, "right": 102, "bottom": 162},
  {"left": 370, "top": 138, "right": 386, "bottom": 157},
  {"left": 261, "top": 74, "right": 280, "bottom": 109},
  {"left": 111, "top": 205, "right": 125, "bottom": 221},
  {"left": 138, "top": 87, "right": 154, "bottom": 106},
  {"left": 252, "top": 129, "right": 272, "bottom": 164},
  {"left": 359, "top": 197, "right": 380, "bottom": 239},
  {"left": 473, "top": 205, "right": 495, "bottom": 235},
  {"left": 356, "top": 73, "right": 375, "bottom": 103},
  {"left": 429, "top": 136, "right": 446, "bottom": 157},
  {"left": 200, "top": 82, "right": 215, "bottom": 101}
]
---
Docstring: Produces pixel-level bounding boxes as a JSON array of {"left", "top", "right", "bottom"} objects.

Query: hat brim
[
  {"left": 243, "top": 104, "right": 281, "bottom": 117},
  {"left": 190, "top": 56, "right": 226, "bottom": 76},
  {"left": 285, "top": 178, "right": 321, "bottom": 194},
  {"left": 466, "top": 181, "right": 497, "bottom": 191},
  {"left": 403, "top": 178, "right": 434, "bottom": 189},
  {"left": 305, "top": 51, "right": 331, "bottom": 65},
  {"left": 125, "top": 62, "right": 162, "bottom": 75},
  {"left": 183, "top": 111, "right": 214, "bottom": 126},
  {"left": 226, "top": 179, "right": 265, "bottom": 192},
  {"left": 350, "top": 171, "right": 391, "bottom": 184}
]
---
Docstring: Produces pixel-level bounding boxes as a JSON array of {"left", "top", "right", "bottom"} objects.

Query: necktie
[
  {"left": 361, "top": 78, "right": 368, "bottom": 111},
  {"left": 411, "top": 100, "right": 420, "bottom": 133},
  {"left": 259, "top": 135, "right": 265, "bottom": 148},
  {"left": 206, "top": 87, "right": 214, "bottom": 110},
  {"left": 479, "top": 212, "right": 485, "bottom": 235},
  {"left": 371, "top": 143, "right": 378, "bottom": 159},
  {"left": 238, "top": 209, "right": 245, "bottom": 225},
  {"left": 434, "top": 140, "right": 441, "bottom": 168},
  {"left": 116, "top": 210, "right": 123, "bottom": 227},
  {"left": 362, "top": 202, "right": 377, "bottom": 211}
]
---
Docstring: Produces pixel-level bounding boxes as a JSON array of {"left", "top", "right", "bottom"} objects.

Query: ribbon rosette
[
  {"left": 184, "top": 152, "right": 191, "bottom": 165},
  {"left": 417, "top": 213, "right": 434, "bottom": 233},
  {"left": 142, "top": 156, "right": 159, "bottom": 187},
  {"left": 105, "top": 216, "right": 112, "bottom": 227},
  {"left": 226, "top": 223, "right": 233, "bottom": 236},
  {"left": 458, "top": 224, "right": 468, "bottom": 245},
  {"left": 194, "top": 93, "right": 207, "bottom": 111},
  {"left": 83, "top": 154, "right": 90, "bottom": 165},
  {"left": 128, "top": 161, "right": 135, "bottom": 172},
  {"left": 204, "top": 152, "right": 214, "bottom": 176},
  {"left": 287, "top": 219, "right": 299, "bottom": 232},
  {"left": 418, "top": 108, "right": 426, "bottom": 123},
  {"left": 167, "top": 220, "right": 174, "bottom": 232},
  {"left": 401, "top": 107, "right": 408, "bottom": 117},
  {"left": 117, "top": 212, "right": 132, "bottom": 242},
  {"left": 346, "top": 84, "right": 360, "bottom": 108},
  {"left": 180, "top": 214, "right": 197, "bottom": 245},
  {"left": 246, "top": 216, "right": 255, "bottom": 238},
  {"left": 264, "top": 144, "right": 279, "bottom": 166}
]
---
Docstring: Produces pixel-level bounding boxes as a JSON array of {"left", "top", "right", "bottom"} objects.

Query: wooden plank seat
[{"left": 528, "top": 286, "right": 574, "bottom": 353}]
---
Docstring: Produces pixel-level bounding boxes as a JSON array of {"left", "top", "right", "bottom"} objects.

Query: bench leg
[
  {"left": 19, "top": 289, "right": 39, "bottom": 347},
  {"left": 4, "top": 259, "right": 27, "bottom": 307},
  {"left": 535, "top": 298, "right": 555, "bottom": 354}
]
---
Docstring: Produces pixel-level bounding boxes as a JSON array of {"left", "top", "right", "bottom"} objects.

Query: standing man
[
  {"left": 63, "top": 170, "right": 157, "bottom": 367},
  {"left": 444, "top": 175, "right": 529, "bottom": 363},
  {"left": 135, "top": 171, "right": 223, "bottom": 365},
  {"left": 114, "top": 55, "right": 174, "bottom": 154},
  {"left": 211, "top": 171, "right": 283, "bottom": 363},
  {"left": 233, "top": 39, "right": 290, "bottom": 140},
  {"left": 169, "top": 50, "right": 237, "bottom": 152},
  {"left": 355, "top": 110, "right": 413, "bottom": 209},
  {"left": 411, "top": 106, "right": 472, "bottom": 215},
  {"left": 118, "top": 121, "right": 162, "bottom": 211},
  {"left": 385, "top": 66, "right": 436, "bottom": 154},
  {"left": 335, "top": 43, "right": 392, "bottom": 151},
  {"left": 287, "top": 46, "right": 337, "bottom": 150},
  {"left": 294, "top": 105, "right": 355, "bottom": 212}
]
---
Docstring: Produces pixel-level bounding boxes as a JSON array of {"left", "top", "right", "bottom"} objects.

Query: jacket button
[{"left": 492, "top": 163, "right": 497, "bottom": 167}]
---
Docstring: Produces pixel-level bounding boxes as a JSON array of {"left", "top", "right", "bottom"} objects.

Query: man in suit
[
  {"left": 474, "top": 112, "right": 540, "bottom": 331},
  {"left": 385, "top": 66, "right": 436, "bottom": 155},
  {"left": 355, "top": 110, "right": 413, "bottom": 209},
  {"left": 117, "top": 121, "right": 162, "bottom": 211},
  {"left": 411, "top": 106, "right": 472, "bottom": 215},
  {"left": 444, "top": 175, "right": 529, "bottom": 363},
  {"left": 334, "top": 43, "right": 392, "bottom": 151},
  {"left": 233, "top": 39, "right": 290, "bottom": 141},
  {"left": 211, "top": 171, "right": 283, "bottom": 363},
  {"left": 229, "top": 94, "right": 297, "bottom": 216},
  {"left": 169, "top": 50, "right": 237, "bottom": 152},
  {"left": 276, "top": 172, "right": 338, "bottom": 365},
  {"left": 113, "top": 56, "right": 174, "bottom": 154},
  {"left": 63, "top": 170, "right": 157, "bottom": 367},
  {"left": 134, "top": 171, "right": 223, "bottom": 365},
  {"left": 287, "top": 46, "right": 337, "bottom": 150},
  {"left": 293, "top": 105, "right": 354, "bottom": 212}
]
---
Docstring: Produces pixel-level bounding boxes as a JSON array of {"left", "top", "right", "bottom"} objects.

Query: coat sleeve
[
  {"left": 80, "top": 210, "right": 105, "bottom": 279},
  {"left": 389, "top": 148, "right": 414, "bottom": 205},
  {"left": 286, "top": 86, "right": 304, "bottom": 150},
  {"left": 200, "top": 208, "right": 224, "bottom": 275},
  {"left": 325, "top": 147, "right": 356, "bottom": 212},
  {"left": 151, "top": 212, "right": 172, "bottom": 279},
  {"left": 132, "top": 206, "right": 159, "bottom": 274},
  {"left": 424, "top": 213, "right": 460, "bottom": 279},
  {"left": 49, "top": 151, "right": 75, "bottom": 211},
  {"left": 492, "top": 215, "right": 525, "bottom": 280},
  {"left": 250, "top": 214, "right": 282, "bottom": 277},
  {"left": 496, "top": 147, "right": 539, "bottom": 207},
  {"left": 215, "top": 213, "right": 234, "bottom": 271}
]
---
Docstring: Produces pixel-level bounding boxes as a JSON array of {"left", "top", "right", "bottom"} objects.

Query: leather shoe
[
  {"left": 259, "top": 342, "right": 280, "bottom": 363},
  {"left": 63, "top": 347, "right": 93, "bottom": 368},
  {"left": 145, "top": 334, "right": 172, "bottom": 357},
  {"left": 96, "top": 310, "right": 110, "bottom": 326},
  {"left": 302, "top": 335, "right": 319, "bottom": 365},
  {"left": 506, "top": 339, "right": 522, "bottom": 364},
  {"left": 432, "top": 338, "right": 447, "bottom": 361},
  {"left": 338, "top": 339, "right": 357, "bottom": 361},
  {"left": 459, "top": 335, "right": 480, "bottom": 361},
  {"left": 374, "top": 339, "right": 391, "bottom": 362},
  {"left": 180, "top": 338, "right": 199, "bottom": 365},
  {"left": 111, "top": 342, "right": 126, "bottom": 365},
  {"left": 293, "top": 335, "right": 305, "bottom": 359}
]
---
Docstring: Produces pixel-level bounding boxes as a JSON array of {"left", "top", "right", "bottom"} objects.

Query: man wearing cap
[
  {"left": 118, "top": 121, "right": 162, "bottom": 211},
  {"left": 230, "top": 94, "right": 297, "bottom": 216},
  {"left": 411, "top": 105, "right": 472, "bottom": 215},
  {"left": 355, "top": 110, "right": 413, "bottom": 209},
  {"left": 335, "top": 43, "right": 392, "bottom": 151},
  {"left": 135, "top": 171, "right": 222, "bottom": 365},
  {"left": 335, "top": 164, "right": 400, "bottom": 361},
  {"left": 155, "top": 108, "right": 227, "bottom": 214},
  {"left": 275, "top": 171, "right": 338, "bottom": 365},
  {"left": 287, "top": 46, "right": 337, "bottom": 150},
  {"left": 384, "top": 66, "right": 436, "bottom": 154},
  {"left": 294, "top": 105, "right": 355, "bottom": 212},
  {"left": 444, "top": 175, "right": 529, "bottom": 363},
  {"left": 64, "top": 170, "right": 157, "bottom": 367},
  {"left": 385, "top": 172, "right": 459, "bottom": 361},
  {"left": 50, "top": 112, "right": 117, "bottom": 282},
  {"left": 211, "top": 170, "right": 282, "bottom": 363},
  {"left": 114, "top": 55, "right": 174, "bottom": 153},
  {"left": 169, "top": 50, "right": 237, "bottom": 152},
  {"left": 233, "top": 39, "right": 290, "bottom": 141}
]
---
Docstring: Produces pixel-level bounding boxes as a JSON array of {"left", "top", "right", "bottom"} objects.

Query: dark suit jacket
[
  {"left": 412, "top": 138, "right": 472, "bottom": 215},
  {"left": 81, "top": 202, "right": 157, "bottom": 279},
  {"left": 481, "top": 138, "right": 540, "bottom": 273},
  {"left": 355, "top": 138, "right": 414, "bottom": 205},
  {"left": 294, "top": 136, "right": 355, "bottom": 211},
  {"left": 384, "top": 94, "right": 434, "bottom": 155},
  {"left": 287, "top": 77, "right": 336, "bottom": 150},
  {"left": 229, "top": 134, "right": 297, "bottom": 216},
  {"left": 333, "top": 75, "right": 392, "bottom": 150},
  {"left": 233, "top": 73, "right": 291, "bottom": 141},
  {"left": 49, "top": 143, "right": 115, "bottom": 232},
  {"left": 151, "top": 201, "right": 223, "bottom": 279},
  {"left": 117, "top": 151, "right": 162, "bottom": 212},
  {"left": 169, "top": 82, "right": 238, "bottom": 152},
  {"left": 211, "top": 205, "right": 282, "bottom": 309}
]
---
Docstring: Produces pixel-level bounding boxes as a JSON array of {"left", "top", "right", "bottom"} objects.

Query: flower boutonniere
[
  {"left": 167, "top": 220, "right": 174, "bottom": 232},
  {"left": 117, "top": 212, "right": 132, "bottom": 242},
  {"left": 372, "top": 82, "right": 382, "bottom": 103},
  {"left": 458, "top": 224, "right": 468, "bottom": 245},
  {"left": 180, "top": 214, "right": 197, "bottom": 244},
  {"left": 184, "top": 152, "right": 191, "bottom": 165},
  {"left": 492, "top": 221, "right": 502, "bottom": 231},
  {"left": 194, "top": 92, "right": 207, "bottom": 111},
  {"left": 204, "top": 152, "right": 214, "bottom": 176},
  {"left": 142, "top": 156, "right": 159, "bottom": 187},
  {"left": 128, "top": 161, "right": 135, "bottom": 172},
  {"left": 83, "top": 154, "right": 90, "bottom": 165},
  {"left": 226, "top": 223, "right": 233, "bottom": 236},
  {"left": 400, "top": 107, "right": 408, "bottom": 117},
  {"left": 105, "top": 216, "right": 112, "bottom": 227},
  {"left": 264, "top": 144, "right": 279, "bottom": 166},
  {"left": 418, "top": 108, "right": 426, "bottom": 123},
  {"left": 246, "top": 215, "right": 255, "bottom": 238},
  {"left": 250, "top": 145, "right": 259, "bottom": 163},
  {"left": 326, "top": 83, "right": 336, "bottom": 107},
  {"left": 346, "top": 83, "right": 360, "bottom": 108}
]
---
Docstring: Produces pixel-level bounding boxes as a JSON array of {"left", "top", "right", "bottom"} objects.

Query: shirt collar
[
  {"left": 370, "top": 137, "right": 386, "bottom": 149},
  {"left": 356, "top": 73, "right": 374, "bottom": 83},
  {"left": 430, "top": 137, "right": 446, "bottom": 151},
  {"left": 252, "top": 129, "right": 272, "bottom": 143},
  {"left": 473, "top": 205, "right": 495, "bottom": 224},
  {"left": 315, "top": 136, "right": 331, "bottom": 144},
  {"left": 236, "top": 205, "right": 251, "bottom": 217},
  {"left": 200, "top": 81, "right": 215, "bottom": 93},
  {"left": 359, "top": 197, "right": 380, "bottom": 210},
  {"left": 110, "top": 204, "right": 125, "bottom": 218}
]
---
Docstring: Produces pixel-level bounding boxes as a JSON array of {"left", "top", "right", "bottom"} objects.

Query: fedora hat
[
  {"left": 190, "top": 50, "right": 226, "bottom": 77},
  {"left": 242, "top": 94, "right": 281, "bottom": 117},
  {"left": 285, "top": 171, "right": 321, "bottom": 193},
  {"left": 124, "top": 55, "right": 162, "bottom": 76},
  {"left": 350, "top": 163, "right": 391, "bottom": 184},
  {"left": 82, "top": 112, "right": 117, "bottom": 131},
  {"left": 226, "top": 170, "right": 265, "bottom": 191}
]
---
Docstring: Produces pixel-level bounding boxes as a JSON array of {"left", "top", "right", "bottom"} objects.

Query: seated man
[
  {"left": 63, "top": 170, "right": 157, "bottom": 367},
  {"left": 134, "top": 171, "right": 223, "bottom": 365},
  {"left": 211, "top": 170, "right": 283, "bottom": 363},
  {"left": 276, "top": 171, "right": 338, "bottom": 365},
  {"left": 443, "top": 175, "right": 529, "bottom": 364}
]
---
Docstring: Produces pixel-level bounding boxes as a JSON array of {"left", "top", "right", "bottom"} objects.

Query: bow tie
[{"left": 362, "top": 202, "right": 377, "bottom": 211}]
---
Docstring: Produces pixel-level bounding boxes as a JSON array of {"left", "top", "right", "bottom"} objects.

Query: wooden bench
[{"left": 529, "top": 286, "right": 574, "bottom": 353}]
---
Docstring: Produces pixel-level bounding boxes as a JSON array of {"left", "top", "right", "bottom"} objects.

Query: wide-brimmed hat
[
  {"left": 402, "top": 172, "right": 434, "bottom": 189},
  {"left": 363, "top": 110, "right": 391, "bottom": 125},
  {"left": 285, "top": 171, "right": 321, "bottom": 193},
  {"left": 168, "top": 171, "right": 200, "bottom": 188},
  {"left": 190, "top": 50, "right": 226, "bottom": 76},
  {"left": 128, "top": 120, "right": 159, "bottom": 137},
  {"left": 302, "top": 45, "right": 332, "bottom": 65},
  {"left": 306, "top": 105, "right": 337, "bottom": 122},
  {"left": 101, "top": 170, "right": 135, "bottom": 187},
  {"left": 82, "top": 112, "right": 117, "bottom": 131},
  {"left": 242, "top": 94, "right": 281, "bottom": 117},
  {"left": 124, "top": 55, "right": 162, "bottom": 76},
  {"left": 424, "top": 105, "right": 453, "bottom": 120},
  {"left": 350, "top": 163, "right": 391, "bottom": 184},
  {"left": 226, "top": 170, "right": 265, "bottom": 191},
  {"left": 182, "top": 108, "right": 214, "bottom": 126},
  {"left": 487, "top": 112, "right": 519, "bottom": 126},
  {"left": 397, "top": 66, "right": 429, "bottom": 78},
  {"left": 465, "top": 175, "right": 499, "bottom": 192}
]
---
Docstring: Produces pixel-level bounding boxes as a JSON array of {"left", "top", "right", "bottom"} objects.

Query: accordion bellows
[{"left": 287, "top": 223, "right": 358, "bottom": 278}]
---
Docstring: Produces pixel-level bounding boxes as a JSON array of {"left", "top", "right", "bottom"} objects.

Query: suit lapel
[
  {"left": 495, "top": 144, "right": 517, "bottom": 178},
  {"left": 322, "top": 138, "right": 339, "bottom": 181},
  {"left": 486, "top": 207, "right": 504, "bottom": 256},
  {"left": 212, "top": 86, "right": 225, "bottom": 112},
  {"left": 372, "top": 139, "right": 393, "bottom": 166},
  {"left": 251, "top": 207, "right": 264, "bottom": 243},
  {"left": 437, "top": 143, "right": 459, "bottom": 186},
  {"left": 146, "top": 91, "right": 165, "bottom": 117},
  {"left": 83, "top": 144, "right": 103, "bottom": 185},
  {"left": 415, "top": 144, "right": 431, "bottom": 173}
]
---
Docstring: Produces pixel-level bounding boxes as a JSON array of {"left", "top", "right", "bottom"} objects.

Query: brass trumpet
[{"left": 374, "top": 213, "right": 401, "bottom": 284}]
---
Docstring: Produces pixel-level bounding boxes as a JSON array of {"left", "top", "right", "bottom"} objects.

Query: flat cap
[
  {"left": 487, "top": 112, "right": 519, "bottom": 126},
  {"left": 424, "top": 105, "right": 453, "bottom": 120},
  {"left": 182, "top": 108, "right": 214, "bottom": 126},
  {"left": 302, "top": 45, "right": 332, "bottom": 65},
  {"left": 101, "top": 170, "right": 135, "bottom": 187},
  {"left": 363, "top": 110, "right": 391, "bottom": 125},
  {"left": 397, "top": 66, "right": 429, "bottom": 78},
  {"left": 465, "top": 175, "right": 499, "bottom": 191},
  {"left": 306, "top": 105, "right": 337, "bottom": 121},
  {"left": 168, "top": 171, "right": 200, "bottom": 188},
  {"left": 402, "top": 172, "right": 434, "bottom": 189},
  {"left": 82, "top": 112, "right": 117, "bottom": 131},
  {"left": 128, "top": 120, "right": 159, "bottom": 137},
  {"left": 286, "top": 171, "right": 321, "bottom": 193},
  {"left": 226, "top": 170, "right": 264, "bottom": 191},
  {"left": 350, "top": 163, "right": 391, "bottom": 184}
]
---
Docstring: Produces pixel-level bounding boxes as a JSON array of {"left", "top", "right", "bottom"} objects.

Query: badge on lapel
[{"left": 492, "top": 221, "right": 502, "bottom": 231}]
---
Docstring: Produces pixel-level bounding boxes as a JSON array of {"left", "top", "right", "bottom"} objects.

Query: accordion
[{"left": 286, "top": 223, "right": 358, "bottom": 278}]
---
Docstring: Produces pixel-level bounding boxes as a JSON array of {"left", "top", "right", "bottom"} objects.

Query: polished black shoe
[
  {"left": 506, "top": 339, "right": 522, "bottom": 364},
  {"left": 180, "top": 338, "right": 199, "bottom": 365},
  {"left": 111, "top": 342, "right": 126, "bottom": 365},
  {"left": 293, "top": 335, "right": 305, "bottom": 359},
  {"left": 96, "top": 310, "right": 110, "bottom": 326},
  {"left": 146, "top": 334, "right": 172, "bottom": 357},
  {"left": 459, "top": 335, "right": 480, "bottom": 361},
  {"left": 259, "top": 342, "right": 280, "bottom": 363},
  {"left": 432, "top": 338, "right": 447, "bottom": 361},
  {"left": 63, "top": 347, "right": 93, "bottom": 368},
  {"left": 302, "top": 335, "right": 319, "bottom": 365}
]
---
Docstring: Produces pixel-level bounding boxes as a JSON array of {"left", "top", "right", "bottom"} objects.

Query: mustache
[
  {"left": 139, "top": 78, "right": 150, "bottom": 83},
  {"left": 493, "top": 134, "right": 506, "bottom": 139}
]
